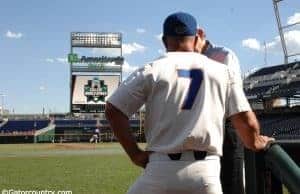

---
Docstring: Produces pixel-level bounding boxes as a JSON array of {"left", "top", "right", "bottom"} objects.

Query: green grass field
[
  {"left": 0, "top": 143, "right": 142, "bottom": 194},
  {"left": 0, "top": 143, "right": 290, "bottom": 194}
]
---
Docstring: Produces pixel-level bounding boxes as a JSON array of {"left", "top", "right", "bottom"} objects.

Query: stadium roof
[{"left": 248, "top": 61, "right": 300, "bottom": 78}]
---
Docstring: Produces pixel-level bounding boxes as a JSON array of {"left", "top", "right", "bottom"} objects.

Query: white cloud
[
  {"left": 266, "top": 30, "right": 300, "bottom": 54},
  {"left": 5, "top": 30, "right": 23, "bottom": 39},
  {"left": 106, "top": 61, "right": 138, "bottom": 80},
  {"left": 155, "top": 33, "right": 163, "bottom": 41},
  {"left": 136, "top": 28, "right": 146, "bottom": 34},
  {"left": 123, "top": 61, "right": 138, "bottom": 74},
  {"left": 45, "top": 58, "right": 55, "bottom": 63},
  {"left": 39, "top": 86, "right": 46, "bottom": 91},
  {"left": 242, "top": 12, "right": 300, "bottom": 54},
  {"left": 242, "top": 30, "right": 300, "bottom": 55},
  {"left": 122, "top": 42, "right": 146, "bottom": 55},
  {"left": 56, "top": 57, "right": 67, "bottom": 63},
  {"left": 287, "top": 12, "right": 300, "bottom": 25},
  {"left": 104, "top": 60, "right": 138, "bottom": 76},
  {"left": 92, "top": 48, "right": 120, "bottom": 57},
  {"left": 45, "top": 57, "right": 67, "bottom": 64},
  {"left": 92, "top": 43, "right": 146, "bottom": 56},
  {"left": 242, "top": 38, "right": 261, "bottom": 51}
]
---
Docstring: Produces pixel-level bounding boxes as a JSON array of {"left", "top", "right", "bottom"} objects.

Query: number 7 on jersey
[{"left": 177, "top": 69, "right": 204, "bottom": 110}]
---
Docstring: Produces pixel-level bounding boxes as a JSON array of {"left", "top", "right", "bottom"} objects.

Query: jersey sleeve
[
  {"left": 107, "top": 64, "right": 153, "bottom": 118},
  {"left": 225, "top": 68, "right": 252, "bottom": 117},
  {"left": 223, "top": 49, "right": 243, "bottom": 85}
]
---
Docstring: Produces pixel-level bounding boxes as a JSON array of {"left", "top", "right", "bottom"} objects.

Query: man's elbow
[{"left": 230, "top": 111, "right": 261, "bottom": 151}]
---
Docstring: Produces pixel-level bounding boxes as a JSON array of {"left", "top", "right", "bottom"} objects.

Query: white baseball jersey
[
  {"left": 203, "top": 41, "right": 242, "bottom": 83},
  {"left": 107, "top": 52, "right": 251, "bottom": 155}
]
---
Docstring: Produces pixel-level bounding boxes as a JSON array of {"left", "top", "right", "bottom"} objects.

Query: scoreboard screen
[{"left": 71, "top": 74, "right": 120, "bottom": 113}]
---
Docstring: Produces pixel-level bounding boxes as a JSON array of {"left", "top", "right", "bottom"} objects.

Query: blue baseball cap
[{"left": 163, "top": 12, "right": 197, "bottom": 36}]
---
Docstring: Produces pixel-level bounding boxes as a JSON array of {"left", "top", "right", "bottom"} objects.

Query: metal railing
[{"left": 245, "top": 140, "right": 300, "bottom": 194}]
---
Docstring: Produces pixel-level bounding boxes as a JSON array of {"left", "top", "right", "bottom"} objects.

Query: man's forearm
[
  {"left": 230, "top": 111, "right": 272, "bottom": 151},
  {"left": 105, "top": 102, "right": 140, "bottom": 159}
]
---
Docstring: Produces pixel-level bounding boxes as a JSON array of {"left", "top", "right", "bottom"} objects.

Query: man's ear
[
  {"left": 194, "top": 29, "right": 206, "bottom": 53},
  {"left": 197, "top": 28, "right": 205, "bottom": 39},
  {"left": 194, "top": 34, "right": 203, "bottom": 53}
]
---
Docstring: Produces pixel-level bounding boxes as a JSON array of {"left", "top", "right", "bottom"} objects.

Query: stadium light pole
[{"left": 0, "top": 94, "right": 6, "bottom": 115}]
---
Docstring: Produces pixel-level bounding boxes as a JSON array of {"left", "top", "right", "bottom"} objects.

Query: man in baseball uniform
[
  {"left": 195, "top": 30, "right": 245, "bottom": 194},
  {"left": 105, "top": 12, "right": 274, "bottom": 194},
  {"left": 90, "top": 126, "right": 101, "bottom": 143}
]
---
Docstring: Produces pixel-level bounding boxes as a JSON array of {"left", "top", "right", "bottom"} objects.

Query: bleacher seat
[
  {"left": 0, "top": 120, "right": 50, "bottom": 133},
  {"left": 54, "top": 119, "right": 97, "bottom": 127},
  {"left": 54, "top": 119, "right": 139, "bottom": 128},
  {"left": 245, "top": 85, "right": 273, "bottom": 95},
  {"left": 258, "top": 114, "right": 300, "bottom": 139}
]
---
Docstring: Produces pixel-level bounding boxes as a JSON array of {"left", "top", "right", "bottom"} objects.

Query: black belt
[{"left": 168, "top": 151, "right": 207, "bottom": 161}]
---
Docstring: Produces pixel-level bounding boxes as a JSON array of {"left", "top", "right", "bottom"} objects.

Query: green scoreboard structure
[{"left": 69, "top": 32, "right": 124, "bottom": 113}]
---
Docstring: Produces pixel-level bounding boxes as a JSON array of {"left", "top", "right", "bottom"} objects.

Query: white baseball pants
[{"left": 127, "top": 151, "right": 223, "bottom": 194}]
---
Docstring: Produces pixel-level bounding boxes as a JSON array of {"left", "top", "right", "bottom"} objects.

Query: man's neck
[
  {"left": 167, "top": 47, "right": 194, "bottom": 52},
  {"left": 201, "top": 40, "right": 210, "bottom": 54}
]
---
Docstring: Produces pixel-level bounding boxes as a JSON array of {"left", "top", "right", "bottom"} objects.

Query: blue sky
[{"left": 0, "top": 0, "right": 299, "bottom": 114}]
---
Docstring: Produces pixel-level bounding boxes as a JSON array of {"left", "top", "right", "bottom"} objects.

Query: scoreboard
[
  {"left": 69, "top": 32, "right": 123, "bottom": 114},
  {"left": 71, "top": 74, "right": 120, "bottom": 113}
]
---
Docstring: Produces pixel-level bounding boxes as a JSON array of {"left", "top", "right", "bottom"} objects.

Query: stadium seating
[
  {"left": 285, "top": 81, "right": 300, "bottom": 90},
  {"left": 245, "top": 85, "right": 273, "bottom": 95},
  {"left": 54, "top": 119, "right": 139, "bottom": 128},
  {"left": 54, "top": 119, "right": 97, "bottom": 127},
  {"left": 0, "top": 120, "right": 49, "bottom": 134},
  {"left": 100, "top": 119, "right": 139, "bottom": 127},
  {"left": 258, "top": 114, "right": 300, "bottom": 139},
  {"left": 226, "top": 114, "right": 300, "bottom": 140},
  {"left": 244, "top": 60, "right": 300, "bottom": 97}
]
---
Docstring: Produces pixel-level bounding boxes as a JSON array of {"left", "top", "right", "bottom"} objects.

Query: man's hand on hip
[{"left": 130, "top": 148, "right": 152, "bottom": 168}]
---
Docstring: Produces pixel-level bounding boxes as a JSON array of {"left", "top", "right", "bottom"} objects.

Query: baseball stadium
[{"left": 1, "top": 1, "right": 300, "bottom": 194}]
